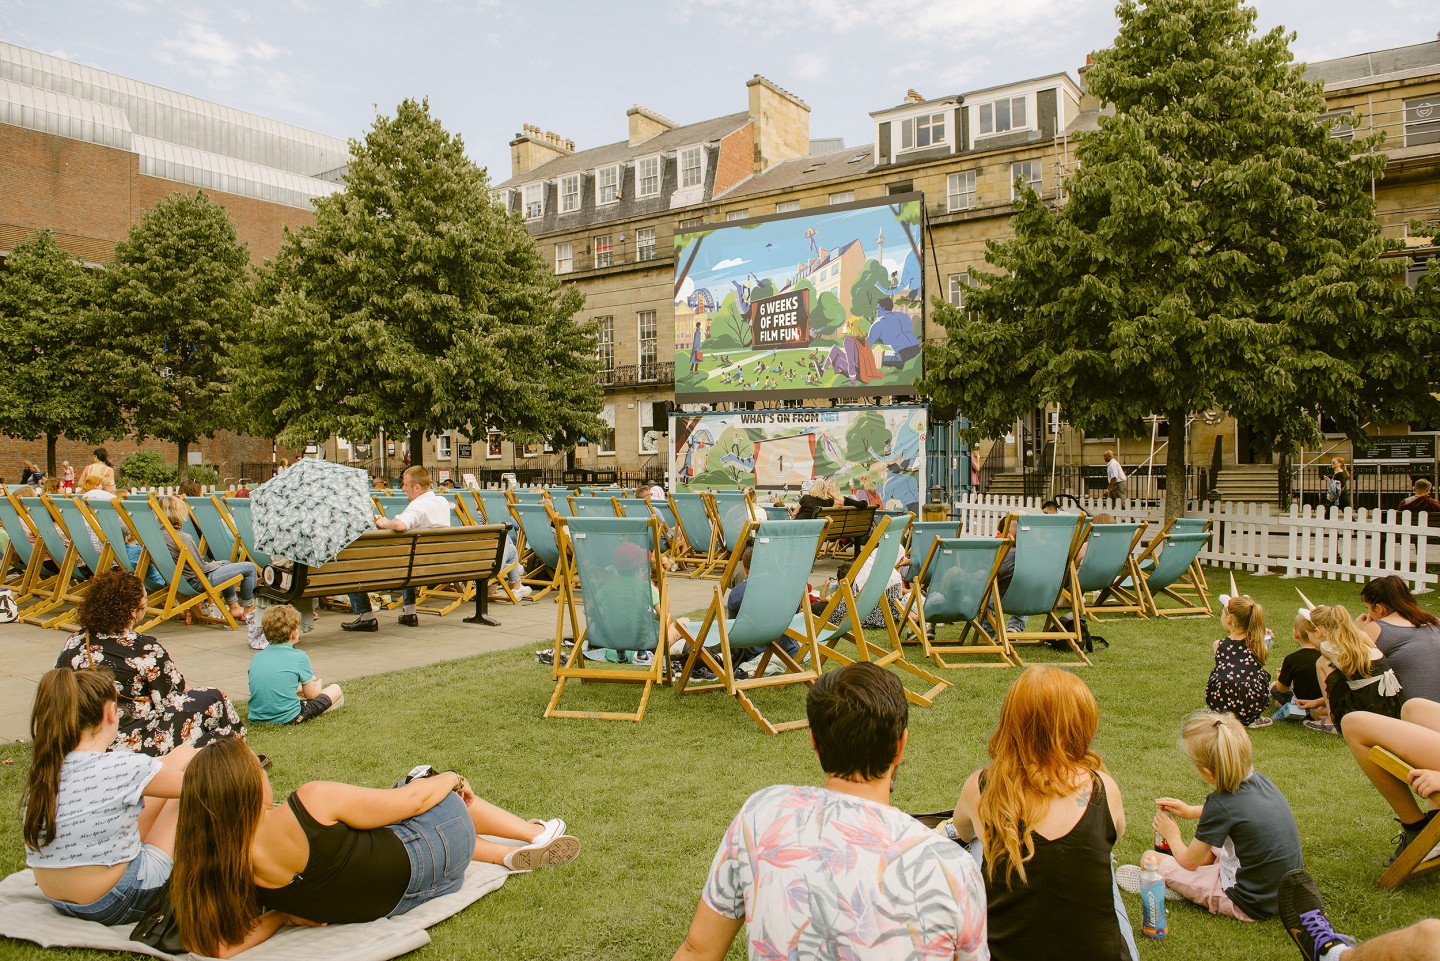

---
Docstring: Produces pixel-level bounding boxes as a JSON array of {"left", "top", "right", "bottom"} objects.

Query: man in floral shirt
[{"left": 672, "top": 663, "right": 988, "bottom": 961}]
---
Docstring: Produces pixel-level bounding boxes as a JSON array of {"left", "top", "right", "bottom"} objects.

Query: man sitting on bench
[{"left": 343, "top": 465, "right": 451, "bottom": 633}]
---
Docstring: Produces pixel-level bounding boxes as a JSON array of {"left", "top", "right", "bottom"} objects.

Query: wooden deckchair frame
[
  {"left": 668, "top": 492, "right": 724, "bottom": 579},
  {"left": 672, "top": 519, "right": 826, "bottom": 734},
  {"left": 1372, "top": 746, "right": 1440, "bottom": 889},
  {"left": 1071, "top": 520, "right": 1149, "bottom": 621},
  {"left": 544, "top": 517, "right": 668, "bottom": 723},
  {"left": 1115, "top": 528, "right": 1214, "bottom": 617},
  {"left": 994, "top": 514, "right": 1090, "bottom": 666},
  {"left": 510, "top": 500, "right": 572, "bottom": 602},
  {"left": 0, "top": 492, "right": 65, "bottom": 615},
  {"left": 899, "top": 536, "right": 1016, "bottom": 669},
  {"left": 18, "top": 494, "right": 87, "bottom": 628},
  {"left": 117, "top": 496, "right": 241, "bottom": 632}
]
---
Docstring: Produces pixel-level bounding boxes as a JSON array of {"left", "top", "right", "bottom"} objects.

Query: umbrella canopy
[{"left": 251, "top": 459, "right": 375, "bottom": 568}]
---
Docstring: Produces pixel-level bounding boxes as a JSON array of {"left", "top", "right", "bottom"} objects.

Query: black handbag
[{"left": 129, "top": 883, "right": 185, "bottom": 955}]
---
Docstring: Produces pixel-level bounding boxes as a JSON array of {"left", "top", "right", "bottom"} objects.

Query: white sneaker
[
  {"left": 512, "top": 584, "right": 533, "bottom": 599},
  {"left": 502, "top": 818, "right": 579, "bottom": 873},
  {"left": 246, "top": 611, "right": 268, "bottom": 650}
]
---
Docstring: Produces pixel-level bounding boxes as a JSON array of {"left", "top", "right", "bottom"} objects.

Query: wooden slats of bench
[
  {"left": 817, "top": 507, "right": 875, "bottom": 540},
  {"left": 289, "top": 525, "right": 507, "bottom": 597}
]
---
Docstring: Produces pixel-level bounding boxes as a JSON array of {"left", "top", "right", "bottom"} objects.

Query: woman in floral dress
[{"left": 55, "top": 570, "right": 244, "bottom": 756}]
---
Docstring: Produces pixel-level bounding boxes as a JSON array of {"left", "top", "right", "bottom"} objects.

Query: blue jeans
[
  {"left": 350, "top": 587, "right": 416, "bottom": 615},
  {"left": 386, "top": 792, "right": 475, "bottom": 917},
  {"left": 737, "top": 637, "right": 802, "bottom": 661},
  {"left": 503, "top": 537, "right": 521, "bottom": 586},
  {"left": 47, "top": 844, "right": 171, "bottom": 926},
  {"left": 205, "top": 561, "right": 257, "bottom": 604}
]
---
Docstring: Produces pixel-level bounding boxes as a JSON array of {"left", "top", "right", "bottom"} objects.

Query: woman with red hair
[{"left": 951, "top": 666, "right": 1134, "bottom": 961}]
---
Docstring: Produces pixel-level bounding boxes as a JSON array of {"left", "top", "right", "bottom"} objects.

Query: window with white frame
[
  {"left": 678, "top": 217, "right": 703, "bottom": 229},
  {"left": 900, "top": 112, "right": 947, "bottom": 150},
  {"left": 436, "top": 431, "right": 452, "bottom": 460},
  {"left": 597, "top": 164, "right": 620, "bottom": 204},
  {"left": 559, "top": 174, "right": 580, "bottom": 212},
  {"left": 522, "top": 183, "right": 543, "bottom": 220},
  {"left": 1321, "top": 110, "right": 1354, "bottom": 142},
  {"left": 637, "top": 156, "right": 660, "bottom": 197},
  {"left": 596, "top": 316, "right": 614, "bottom": 372},
  {"left": 639, "top": 403, "right": 659, "bottom": 454},
  {"left": 830, "top": 191, "right": 854, "bottom": 205},
  {"left": 978, "top": 95, "right": 1028, "bottom": 136},
  {"left": 726, "top": 209, "right": 748, "bottom": 221},
  {"left": 555, "top": 241, "right": 573, "bottom": 274},
  {"left": 1404, "top": 97, "right": 1440, "bottom": 147},
  {"left": 948, "top": 272, "right": 978, "bottom": 312},
  {"left": 597, "top": 404, "right": 616, "bottom": 455},
  {"left": 1011, "top": 160, "right": 1042, "bottom": 198},
  {"left": 636, "top": 227, "right": 656, "bottom": 261},
  {"left": 486, "top": 432, "right": 502, "bottom": 459},
  {"left": 679, "top": 145, "right": 704, "bottom": 188},
  {"left": 776, "top": 200, "right": 801, "bottom": 213},
  {"left": 947, "top": 171, "right": 976, "bottom": 211},
  {"left": 594, "top": 235, "right": 613, "bottom": 268},
  {"left": 638, "top": 310, "right": 658, "bottom": 380}
]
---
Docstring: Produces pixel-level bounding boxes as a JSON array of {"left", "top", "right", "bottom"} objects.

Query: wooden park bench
[
  {"left": 816, "top": 506, "right": 876, "bottom": 559},
  {"left": 258, "top": 524, "right": 510, "bottom": 626}
]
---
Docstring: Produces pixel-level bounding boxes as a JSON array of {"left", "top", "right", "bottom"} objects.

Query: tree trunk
[
  {"left": 177, "top": 438, "right": 190, "bottom": 480},
  {"left": 45, "top": 433, "right": 57, "bottom": 477},
  {"left": 1165, "top": 408, "right": 1188, "bottom": 522},
  {"left": 408, "top": 428, "right": 425, "bottom": 469}
]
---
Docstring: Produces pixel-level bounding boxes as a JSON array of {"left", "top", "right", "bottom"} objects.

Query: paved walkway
[{"left": 0, "top": 574, "right": 728, "bottom": 744}]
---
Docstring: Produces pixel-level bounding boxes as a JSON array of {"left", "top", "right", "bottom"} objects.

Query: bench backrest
[
  {"left": 817, "top": 506, "right": 875, "bottom": 540},
  {"left": 289, "top": 525, "right": 509, "bottom": 597}
]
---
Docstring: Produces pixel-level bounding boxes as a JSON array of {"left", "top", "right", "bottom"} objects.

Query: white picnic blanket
[{"left": 0, "top": 863, "right": 507, "bottom": 959}]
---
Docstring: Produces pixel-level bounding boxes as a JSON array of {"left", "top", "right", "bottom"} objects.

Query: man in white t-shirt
[
  {"left": 342, "top": 465, "right": 451, "bottom": 632},
  {"left": 672, "top": 662, "right": 988, "bottom": 961},
  {"left": 1104, "top": 450, "right": 1127, "bottom": 501}
]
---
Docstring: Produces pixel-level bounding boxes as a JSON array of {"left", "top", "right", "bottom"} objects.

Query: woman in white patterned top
[{"left": 24, "top": 667, "right": 195, "bottom": 925}]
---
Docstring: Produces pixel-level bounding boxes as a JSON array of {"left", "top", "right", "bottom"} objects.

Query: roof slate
[
  {"left": 1303, "top": 40, "right": 1440, "bottom": 86},
  {"left": 714, "top": 145, "right": 877, "bottom": 201}
]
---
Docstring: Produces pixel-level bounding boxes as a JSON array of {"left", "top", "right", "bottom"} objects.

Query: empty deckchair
[
  {"left": 544, "top": 516, "right": 667, "bottom": 723},
  {"left": 673, "top": 519, "right": 827, "bottom": 734},
  {"left": 118, "top": 497, "right": 241, "bottom": 631},
  {"left": 1071, "top": 521, "right": 1148, "bottom": 620},
  {"left": 511, "top": 501, "right": 569, "bottom": 601},
  {"left": 1119, "top": 529, "right": 1214, "bottom": 617},
  {"left": 995, "top": 513, "right": 1089, "bottom": 665},
  {"left": 900, "top": 536, "right": 1014, "bottom": 668},
  {"left": 224, "top": 498, "right": 273, "bottom": 568},
  {"left": 908, "top": 521, "right": 962, "bottom": 589},
  {"left": 810, "top": 516, "right": 951, "bottom": 706},
  {"left": 709, "top": 491, "right": 753, "bottom": 553},
  {"left": 1154, "top": 517, "right": 1213, "bottom": 609},
  {"left": 511, "top": 489, "right": 550, "bottom": 504},
  {"left": 570, "top": 496, "right": 618, "bottom": 518},
  {"left": 669, "top": 492, "right": 724, "bottom": 579},
  {"left": 186, "top": 496, "right": 240, "bottom": 564},
  {"left": 18, "top": 496, "right": 86, "bottom": 627}
]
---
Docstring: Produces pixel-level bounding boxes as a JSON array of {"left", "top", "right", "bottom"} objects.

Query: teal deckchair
[
  {"left": 1071, "top": 521, "right": 1148, "bottom": 620},
  {"left": 1119, "top": 529, "right": 1214, "bottom": 617},
  {"left": 41, "top": 496, "right": 115, "bottom": 631},
  {"left": 376, "top": 495, "right": 411, "bottom": 519},
  {"left": 186, "top": 496, "right": 239, "bottom": 564},
  {"left": 1153, "top": 517, "right": 1213, "bottom": 609},
  {"left": 549, "top": 496, "right": 577, "bottom": 517},
  {"left": 0, "top": 492, "right": 54, "bottom": 605},
  {"left": 545, "top": 516, "right": 667, "bottom": 723},
  {"left": 511, "top": 489, "right": 549, "bottom": 505},
  {"left": 18, "top": 496, "right": 85, "bottom": 627},
  {"left": 570, "top": 496, "right": 619, "bottom": 518},
  {"left": 673, "top": 519, "right": 826, "bottom": 734},
  {"left": 116, "top": 497, "right": 241, "bottom": 631},
  {"left": 808, "top": 516, "right": 951, "bottom": 706},
  {"left": 708, "top": 491, "right": 752, "bottom": 552},
  {"left": 87, "top": 499, "right": 164, "bottom": 594},
  {"left": 877, "top": 509, "right": 916, "bottom": 548},
  {"left": 670, "top": 492, "right": 722, "bottom": 578},
  {"left": 224, "top": 498, "right": 272, "bottom": 568},
  {"left": 994, "top": 513, "right": 1088, "bottom": 664},
  {"left": 511, "top": 501, "right": 568, "bottom": 601},
  {"left": 900, "top": 536, "right": 1014, "bottom": 668},
  {"left": 472, "top": 490, "right": 509, "bottom": 524},
  {"left": 908, "top": 521, "right": 962, "bottom": 590}
]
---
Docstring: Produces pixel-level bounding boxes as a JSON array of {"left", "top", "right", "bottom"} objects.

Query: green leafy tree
[
  {"left": 237, "top": 98, "right": 602, "bottom": 464},
  {"left": 117, "top": 450, "right": 176, "bottom": 489},
  {"left": 95, "top": 192, "right": 252, "bottom": 472},
  {"left": 0, "top": 231, "right": 123, "bottom": 473},
  {"left": 921, "top": 0, "right": 1440, "bottom": 518}
]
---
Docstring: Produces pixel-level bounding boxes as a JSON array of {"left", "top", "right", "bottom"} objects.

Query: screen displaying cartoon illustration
[
  {"left": 669, "top": 405, "right": 926, "bottom": 513},
  {"left": 673, "top": 194, "right": 925, "bottom": 403}
]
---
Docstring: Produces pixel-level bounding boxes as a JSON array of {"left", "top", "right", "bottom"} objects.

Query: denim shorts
[
  {"left": 47, "top": 844, "right": 172, "bottom": 926},
  {"left": 385, "top": 792, "right": 475, "bottom": 917}
]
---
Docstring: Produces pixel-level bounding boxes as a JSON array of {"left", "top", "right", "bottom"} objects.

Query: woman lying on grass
[{"left": 172, "top": 738, "right": 580, "bottom": 957}]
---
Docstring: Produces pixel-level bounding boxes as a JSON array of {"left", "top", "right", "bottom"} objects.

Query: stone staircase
[
  {"left": 985, "top": 472, "right": 1031, "bottom": 497},
  {"left": 1213, "top": 464, "right": 1281, "bottom": 504}
]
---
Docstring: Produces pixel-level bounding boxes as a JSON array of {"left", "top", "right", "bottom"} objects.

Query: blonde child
[
  {"left": 1269, "top": 611, "right": 1327, "bottom": 726},
  {"left": 1311, "top": 604, "right": 1402, "bottom": 734},
  {"left": 246, "top": 605, "right": 343, "bottom": 725},
  {"left": 1205, "top": 595, "right": 1272, "bottom": 728},
  {"left": 1147, "top": 711, "right": 1304, "bottom": 921}
]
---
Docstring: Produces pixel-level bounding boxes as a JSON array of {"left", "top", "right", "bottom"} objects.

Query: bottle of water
[{"left": 1140, "top": 850, "right": 1168, "bottom": 939}]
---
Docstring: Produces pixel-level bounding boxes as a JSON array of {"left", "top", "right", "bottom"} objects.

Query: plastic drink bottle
[
  {"left": 1154, "top": 802, "right": 1171, "bottom": 853},
  {"left": 1140, "top": 850, "right": 1168, "bottom": 939}
]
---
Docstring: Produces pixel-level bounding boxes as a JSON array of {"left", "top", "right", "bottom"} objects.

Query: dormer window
[
  {"left": 559, "top": 174, "right": 580, "bottom": 212},
  {"left": 522, "top": 183, "right": 544, "bottom": 220},
  {"left": 679, "top": 145, "right": 705, "bottom": 188},
  {"left": 978, "top": 95, "right": 1028, "bottom": 136},
  {"left": 900, "top": 112, "right": 946, "bottom": 150},
  {"left": 637, "top": 156, "right": 660, "bottom": 197},
  {"left": 597, "top": 164, "right": 621, "bottom": 205}
]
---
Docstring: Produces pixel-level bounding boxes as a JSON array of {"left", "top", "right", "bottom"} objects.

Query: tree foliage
[
  {"left": 0, "top": 230, "right": 123, "bottom": 472},
  {"left": 236, "top": 98, "right": 602, "bottom": 464},
  {"left": 95, "top": 192, "right": 252, "bottom": 471},
  {"left": 920, "top": 0, "right": 1440, "bottom": 517}
]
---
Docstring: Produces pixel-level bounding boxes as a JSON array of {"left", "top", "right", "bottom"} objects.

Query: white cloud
[
  {"left": 713, "top": 257, "right": 748, "bottom": 271},
  {"left": 793, "top": 52, "right": 826, "bottom": 81},
  {"left": 246, "top": 40, "right": 280, "bottom": 61}
]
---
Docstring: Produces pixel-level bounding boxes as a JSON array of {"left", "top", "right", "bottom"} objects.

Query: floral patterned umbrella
[{"left": 250, "top": 459, "right": 375, "bottom": 568}]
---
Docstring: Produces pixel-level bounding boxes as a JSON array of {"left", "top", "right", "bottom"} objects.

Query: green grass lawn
[{"left": 1, "top": 570, "right": 1437, "bottom": 960}]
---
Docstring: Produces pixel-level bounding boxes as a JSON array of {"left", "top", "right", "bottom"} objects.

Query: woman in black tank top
[
  {"left": 170, "top": 740, "right": 580, "bottom": 958},
  {"left": 952, "top": 666, "right": 1135, "bottom": 961}
]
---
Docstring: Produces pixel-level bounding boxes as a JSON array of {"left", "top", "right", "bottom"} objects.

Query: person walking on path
[{"left": 1104, "top": 450, "right": 1126, "bottom": 501}]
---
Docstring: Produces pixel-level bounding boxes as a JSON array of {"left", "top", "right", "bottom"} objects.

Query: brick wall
[
  {"left": 712, "top": 123, "right": 755, "bottom": 197},
  {"left": 0, "top": 433, "right": 300, "bottom": 488}
]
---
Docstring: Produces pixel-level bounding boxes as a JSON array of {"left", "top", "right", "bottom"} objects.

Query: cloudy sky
[{"left": 1, "top": 0, "right": 1429, "bottom": 180}]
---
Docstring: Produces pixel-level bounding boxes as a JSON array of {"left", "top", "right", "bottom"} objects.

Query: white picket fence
[{"left": 951, "top": 494, "right": 1434, "bottom": 594}]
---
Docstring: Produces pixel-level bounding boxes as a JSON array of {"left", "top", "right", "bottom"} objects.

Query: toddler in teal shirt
[{"left": 248, "top": 604, "right": 344, "bottom": 725}]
